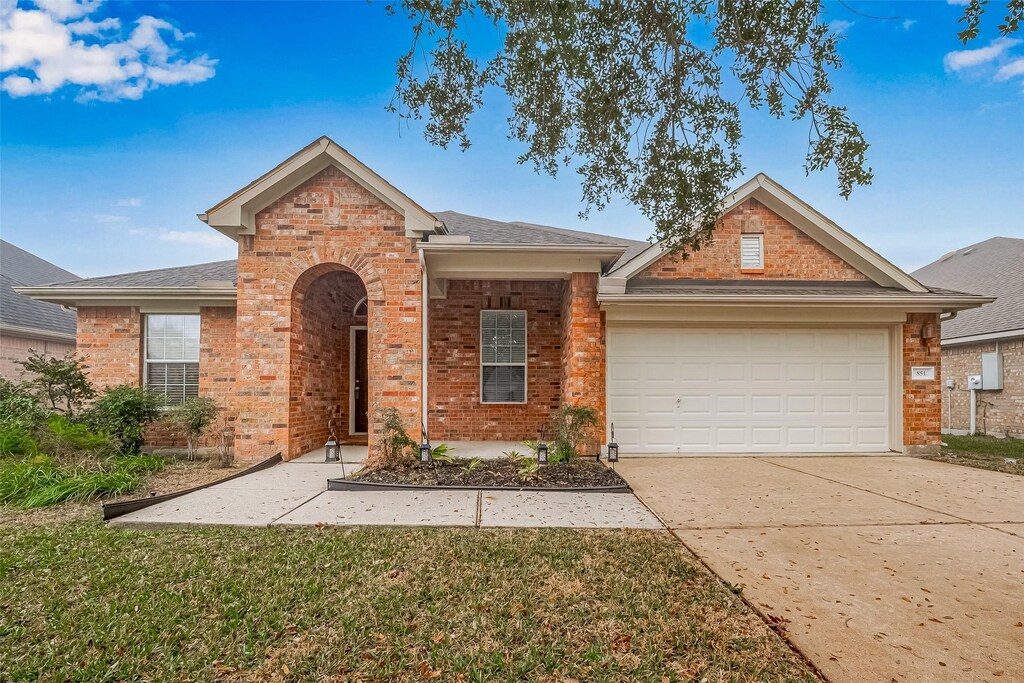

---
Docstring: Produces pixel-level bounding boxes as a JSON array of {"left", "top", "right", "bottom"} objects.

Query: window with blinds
[
  {"left": 740, "top": 233, "right": 764, "bottom": 269},
  {"left": 145, "top": 314, "right": 200, "bottom": 404},
  {"left": 480, "top": 310, "right": 527, "bottom": 404}
]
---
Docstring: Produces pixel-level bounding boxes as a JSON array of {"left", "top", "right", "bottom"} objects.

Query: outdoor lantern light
[
  {"left": 420, "top": 422, "right": 432, "bottom": 464},
  {"left": 324, "top": 437, "right": 340, "bottom": 463},
  {"left": 537, "top": 441, "right": 548, "bottom": 464},
  {"left": 325, "top": 418, "right": 340, "bottom": 463},
  {"left": 607, "top": 423, "right": 619, "bottom": 463}
]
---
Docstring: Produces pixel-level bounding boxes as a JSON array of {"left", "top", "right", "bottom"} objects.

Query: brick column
[
  {"left": 902, "top": 312, "right": 942, "bottom": 453},
  {"left": 560, "top": 272, "right": 605, "bottom": 454}
]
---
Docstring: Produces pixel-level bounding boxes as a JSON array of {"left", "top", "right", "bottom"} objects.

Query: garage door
[{"left": 607, "top": 327, "right": 891, "bottom": 454}]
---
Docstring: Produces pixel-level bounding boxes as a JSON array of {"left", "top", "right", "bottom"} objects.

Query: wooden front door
[{"left": 353, "top": 328, "right": 368, "bottom": 433}]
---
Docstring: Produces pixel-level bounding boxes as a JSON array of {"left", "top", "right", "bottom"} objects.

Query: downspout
[{"left": 419, "top": 249, "right": 429, "bottom": 440}]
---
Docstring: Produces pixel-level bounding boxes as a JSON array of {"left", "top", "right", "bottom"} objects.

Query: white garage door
[{"left": 607, "top": 327, "right": 891, "bottom": 454}]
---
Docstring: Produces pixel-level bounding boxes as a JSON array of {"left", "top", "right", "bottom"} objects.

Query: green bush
[
  {"left": 0, "top": 377, "right": 46, "bottom": 429},
  {"left": 47, "top": 415, "right": 109, "bottom": 451},
  {"left": 371, "top": 406, "right": 415, "bottom": 468},
  {"left": 0, "top": 423, "right": 39, "bottom": 456},
  {"left": 86, "top": 385, "right": 164, "bottom": 455},
  {"left": 169, "top": 396, "right": 218, "bottom": 460},
  {"left": 17, "top": 352, "right": 96, "bottom": 418},
  {"left": 550, "top": 404, "right": 599, "bottom": 462}
]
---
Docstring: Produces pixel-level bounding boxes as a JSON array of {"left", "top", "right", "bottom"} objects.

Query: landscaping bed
[
  {"left": 351, "top": 457, "right": 628, "bottom": 490},
  {"left": 927, "top": 434, "right": 1024, "bottom": 476}
]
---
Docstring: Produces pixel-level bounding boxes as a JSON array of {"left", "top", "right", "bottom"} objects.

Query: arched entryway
[{"left": 288, "top": 264, "right": 369, "bottom": 458}]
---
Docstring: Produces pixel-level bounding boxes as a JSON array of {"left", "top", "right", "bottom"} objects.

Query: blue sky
[{"left": 1, "top": 0, "right": 1021, "bottom": 278}]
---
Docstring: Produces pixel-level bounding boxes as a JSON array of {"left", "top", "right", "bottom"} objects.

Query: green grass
[
  {"left": 0, "top": 454, "right": 164, "bottom": 508},
  {"left": 0, "top": 523, "right": 817, "bottom": 683},
  {"left": 928, "top": 434, "right": 1024, "bottom": 476}
]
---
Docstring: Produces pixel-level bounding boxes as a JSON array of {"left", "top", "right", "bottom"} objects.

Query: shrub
[
  {"left": 86, "top": 385, "right": 164, "bottom": 455},
  {"left": 17, "top": 352, "right": 95, "bottom": 418},
  {"left": 0, "top": 423, "right": 39, "bottom": 456},
  {"left": 169, "top": 396, "right": 218, "bottom": 460},
  {"left": 0, "top": 378, "right": 46, "bottom": 429},
  {"left": 370, "top": 407, "right": 415, "bottom": 468},
  {"left": 550, "top": 404, "right": 599, "bottom": 462},
  {"left": 429, "top": 443, "right": 455, "bottom": 463}
]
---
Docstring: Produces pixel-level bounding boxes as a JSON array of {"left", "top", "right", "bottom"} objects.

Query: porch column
[
  {"left": 902, "top": 312, "right": 942, "bottom": 454},
  {"left": 560, "top": 272, "right": 606, "bottom": 454}
]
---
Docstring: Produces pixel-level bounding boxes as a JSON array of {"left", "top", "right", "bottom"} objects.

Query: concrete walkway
[
  {"left": 617, "top": 456, "right": 1024, "bottom": 683},
  {"left": 109, "top": 459, "right": 661, "bottom": 529}
]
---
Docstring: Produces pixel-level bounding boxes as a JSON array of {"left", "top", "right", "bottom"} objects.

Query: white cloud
[
  {"left": 995, "top": 58, "right": 1024, "bottom": 80},
  {"left": 92, "top": 213, "right": 127, "bottom": 223},
  {"left": 159, "top": 230, "right": 234, "bottom": 250},
  {"left": 943, "top": 37, "right": 1022, "bottom": 71},
  {"left": 0, "top": 0, "right": 216, "bottom": 101},
  {"left": 115, "top": 197, "right": 142, "bottom": 207},
  {"left": 902, "top": 19, "right": 917, "bottom": 30},
  {"left": 828, "top": 19, "right": 854, "bottom": 34},
  {"left": 946, "top": 0, "right": 970, "bottom": 5}
]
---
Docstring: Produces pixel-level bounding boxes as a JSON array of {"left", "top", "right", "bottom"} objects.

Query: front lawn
[
  {"left": 0, "top": 523, "right": 817, "bottom": 683},
  {"left": 927, "top": 434, "right": 1024, "bottom": 476}
]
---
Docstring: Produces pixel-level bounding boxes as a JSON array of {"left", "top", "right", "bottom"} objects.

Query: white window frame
[
  {"left": 480, "top": 310, "right": 528, "bottom": 405},
  {"left": 143, "top": 313, "right": 201, "bottom": 405},
  {"left": 740, "top": 233, "right": 764, "bottom": 270}
]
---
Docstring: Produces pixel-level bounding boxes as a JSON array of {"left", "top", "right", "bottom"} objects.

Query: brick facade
[
  {"left": 940, "top": 337, "right": 1023, "bottom": 437},
  {"left": 0, "top": 333, "right": 76, "bottom": 382},
  {"left": 638, "top": 198, "right": 868, "bottom": 281},
  {"left": 902, "top": 313, "right": 943, "bottom": 452},
  {"left": 427, "top": 279, "right": 563, "bottom": 442},
  {"left": 560, "top": 272, "right": 605, "bottom": 454},
  {"left": 234, "top": 166, "right": 422, "bottom": 460}
]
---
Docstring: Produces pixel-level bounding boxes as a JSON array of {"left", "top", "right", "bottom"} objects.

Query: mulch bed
[{"left": 353, "top": 457, "right": 627, "bottom": 489}]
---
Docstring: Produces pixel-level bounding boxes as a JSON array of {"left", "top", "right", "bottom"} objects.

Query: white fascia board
[
  {"left": 200, "top": 136, "right": 440, "bottom": 240},
  {"left": 598, "top": 293, "right": 992, "bottom": 309},
  {"left": 420, "top": 243, "right": 623, "bottom": 279},
  {"left": 14, "top": 286, "right": 237, "bottom": 308},
  {"left": 604, "top": 174, "right": 927, "bottom": 293},
  {"left": 0, "top": 323, "right": 76, "bottom": 344},
  {"left": 941, "top": 328, "right": 1024, "bottom": 346}
]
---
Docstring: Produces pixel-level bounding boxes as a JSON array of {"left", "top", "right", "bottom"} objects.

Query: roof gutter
[
  {"left": 14, "top": 286, "right": 237, "bottom": 306},
  {"left": 417, "top": 242, "right": 626, "bottom": 256},
  {"left": 598, "top": 293, "right": 995, "bottom": 309},
  {"left": 0, "top": 323, "right": 76, "bottom": 344}
]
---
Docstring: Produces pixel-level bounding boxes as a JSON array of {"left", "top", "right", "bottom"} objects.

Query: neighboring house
[
  {"left": 0, "top": 240, "right": 79, "bottom": 380},
  {"left": 913, "top": 238, "right": 1023, "bottom": 437},
  {"left": 18, "top": 137, "right": 992, "bottom": 460}
]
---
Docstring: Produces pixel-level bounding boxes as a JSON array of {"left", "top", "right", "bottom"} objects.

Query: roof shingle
[
  {"left": 912, "top": 237, "right": 1024, "bottom": 340},
  {"left": 0, "top": 240, "right": 79, "bottom": 337}
]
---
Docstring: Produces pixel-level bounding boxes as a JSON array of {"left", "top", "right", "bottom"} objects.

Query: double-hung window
[
  {"left": 480, "top": 310, "right": 527, "bottom": 404},
  {"left": 145, "top": 314, "right": 200, "bottom": 404}
]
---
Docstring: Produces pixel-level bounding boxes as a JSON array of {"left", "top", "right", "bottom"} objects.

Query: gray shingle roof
[
  {"left": 0, "top": 240, "right": 79, "bottom": 337},
  {"left": 436, "top": 211, "right": 647, "bottom": 251},
  {"left": 912, "top": 237, "right": 1024, "bottom": 340},
  {"left": 36, "top": 260, "right": 238, "bottom": 289}
]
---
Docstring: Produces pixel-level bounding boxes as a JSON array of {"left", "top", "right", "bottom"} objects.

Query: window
[
  {"left": 145, "top": 314, "right": 200, "bottom": 404},
  {"left": 740, "top": 233, "right": 764, "bottom": 270},
  {"left": 480, "top": 310, "right": 527, "bottom": 404}
]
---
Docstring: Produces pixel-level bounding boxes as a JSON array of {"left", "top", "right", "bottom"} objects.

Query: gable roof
[
  {"left": 200, "top": 136, "right": 440, "bottom": 239},
  {"left": 606, "top": 173, "right": 928, "bottom": 293},
  {"left": 436, "top": 211, "right": 646, "bottom": 249},
  {"left": 912, "top": 237, "right": 1024, "bottom": 342},
  {"left": 0, "top": 240, "right": 79, "bottom": 340},
  {"left": 28, "top": 260, "right": 238, "bottom": 289}
]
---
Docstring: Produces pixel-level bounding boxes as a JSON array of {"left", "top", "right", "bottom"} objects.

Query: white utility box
[
  {"left": 967, "top": 374, "right": 983, "bottom": 390},
  {"left": 981, "top": 351, "right": 1003, "bottom": 390}
]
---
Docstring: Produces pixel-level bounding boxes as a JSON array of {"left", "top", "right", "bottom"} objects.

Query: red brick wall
[
  {"left": 638, "top": 198, "right": 869, "bottom": 281},
  {"left": 902, "top": 313, "right": 943, "bottom": 451},
  {"left": 560, "top": 272, "right": 605, "bottom": 454},
  {"left": 235, "top": 166, "right": 422, "bottom": 460},
  {"left": 0, "top": 334, "right": 76, "bottom": 382},
  {"left": 427, "top": 280, "right": 562, "bottom": 442},
  {"left": 940, "top": 337, "right": 1023, "bottom": 437},
  {"left": 76, "top": 306, "right": 142, "bottom": 388}
]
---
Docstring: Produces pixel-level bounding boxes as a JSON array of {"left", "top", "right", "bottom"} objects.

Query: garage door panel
[{"left": 607, "top": 326, "right": 890, "bottom": 454}]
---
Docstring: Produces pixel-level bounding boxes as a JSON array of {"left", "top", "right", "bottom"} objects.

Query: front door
[{"left": 353, "top": 328, "right": 368, "bottom": 433}]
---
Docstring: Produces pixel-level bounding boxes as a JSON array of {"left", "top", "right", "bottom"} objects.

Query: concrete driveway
[{"left": 617, "top": 456, "right": 1024, "bottom": 683}]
